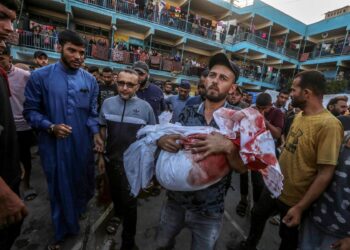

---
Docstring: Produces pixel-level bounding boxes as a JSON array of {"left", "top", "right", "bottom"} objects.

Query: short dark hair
[
  {"left": 102, "top": 67, "right": 113, "bottom": 73},
  {"left": 58, "top": 30, "right": 85, "bottom": 47},
  {"left": 256, "top": 93, "right": 272, "bottom": 107},
  {"left": 164, "top": 80, "right": 172, "bottom": 86},
  {"left": 327, "top": 96, "right": 348, "bottom": 109},
  {"left": 279, "top": 89, "right": 290, "bottom": 95},
  {"left": 2, "top": 0, "right": 20, "bottom": 12},
  {"left": 294, "top": 70, "right": 326, "bottom": 96},
  {"left": 201, "top": 69, "right": 209, "bottom": 77},
  {"left": 88, "top": 65, "right": 99, "bottom": 74}
]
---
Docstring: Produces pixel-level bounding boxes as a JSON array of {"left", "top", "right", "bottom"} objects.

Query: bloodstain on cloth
[{"left": 213, "top": 107, "right": 283, "bottom": 197}]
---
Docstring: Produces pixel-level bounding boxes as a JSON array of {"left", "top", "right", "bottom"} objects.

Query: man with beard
[
  {"left": 163, "top": 80, "right": 175, "bottom": 98},
  {"left": 0, "top": 1, "right": 28, "bottom": 249},
  {"left": 98, "top": 67, "right": 117, "bottom": 110},
  {"left": 133, "top": 61, "right": 165, "bottom": 122},
  {"left": 98, "top": 69, "right": 156, "bottom": 250},
  {"left": 226, "top": 86, "right": 249, "bottom": 109},
  {"left": 23, "top": 30, "right": 102, "bottom": 249},
  {"left": 273, "top": 89, "right": 290, "bottom": 113},
  {"left": 228, "top": 70, "right": 343, "bottom": 250},
  {"left": 156, "top": 53, "right": 246, "bottom": 250},
  {"left": 327, "top": 96, "right": 348, "bottom": 117},
  {"left": 186, "top": 69, "right": 208, "bottom": 106},
  {"left": 166, "top": 81, "right": 191, "bottom": 122}
]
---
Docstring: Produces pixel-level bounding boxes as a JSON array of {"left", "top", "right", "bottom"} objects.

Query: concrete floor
[{"left": 11, "top": 153, "right": 280, "bottom": 250}]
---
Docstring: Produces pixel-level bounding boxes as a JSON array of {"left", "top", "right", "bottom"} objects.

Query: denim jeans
[
  {"left": 299, "top": 216, "right": 340, "bottom": 250},
  {"left": 156, "top": 199, "right": 223, "bottom": 250},
  {"left": 246, "top": 188, "right": 299, "bottom": 250}
]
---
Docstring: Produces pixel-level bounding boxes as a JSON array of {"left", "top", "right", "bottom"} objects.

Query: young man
[
  {"left": 273, "top": 89, "right": 290, "bottom": 113},
  {"left": 163, "top": 80, "right": 175, "bottom": 98},
  {"left": 228, "top": 70, "right": 343, "bottom": 250},
  {"left": 0, "top": 1, "right": 28, "bottom": 249},
  {"left": 186, "top": 69, "right": 208, "bottom": 106},
  {"left": 156, "top": 53, "right": 245, "bottom": 250},
  {"left": 227, "top": 86, "right": 249, "bottom": 109},
  {"left": 0, "top": 44, "right": 35, "bottom": 201},
  {"left": 23, "top": 30, "right": 102, "bottom": 249},
  {"left": 166, "top": 81, "right": 191, "bottom": 122},
  {"left": 299, "top": 115, "right": 350, "bottom": 250},
  {"left": 327, "top": 95, "right": 348, "bottom": 117},
  {"left": 98, "top": 66, "right": 117, "bottom": 109},
  {"left": 133, "top": 61, "right": 165, "bottom": 122},
  {"left": 98, "top": 69, "right": 156, "bottom": 250},
  {"left": 32, "top": 50, "right": 48, "bottom": 69}
]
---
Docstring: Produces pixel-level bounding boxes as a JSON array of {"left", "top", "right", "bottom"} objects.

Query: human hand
[
  {"left": 282, "top": 205, "right": 303, "bottom": 227},
  {"left": 157, "top": 134, "right": 184, "bottom": 153},
  {"left": 0, "top": 178, "right": 28, "bottom": 228},
  {"left": 94, "top": 134, "right": 104, "bottom": 153},
  {"left": 188, "top": 132, "right": 236, "bottom": 161},
  {"left": 331, "top": 237, "right": 350, "bottom": 250},
  {"left": 52, "top": 124, "right": 72, "bottom": 139}
]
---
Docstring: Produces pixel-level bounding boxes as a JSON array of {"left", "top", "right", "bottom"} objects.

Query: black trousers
[
  {"left": 17, "top": 130, "right": 34, "bottom": 182},
  {"left": 0, "top": 182, "right": 24, "bottom": 250},
  {"left": 246, "top": 187, "right": 299, "bottom": 250},
  {"left": 239, "top": 171, "right": 264, "bottom": 203},
  {"left": 106, "top": 161, "right": 137, "bottom": 248}
]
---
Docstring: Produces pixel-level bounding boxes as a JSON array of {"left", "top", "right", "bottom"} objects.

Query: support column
[
  {"left": 341, "top": 30, "right": 349, "bottom": 55},
  {"left": 260, "top": 59, "right": 266, "bottom": 81},
  {"left": 296, "top": 38, "right": 303, "bottom": 59},
  {"left": 302, "top": 38, "right": 307, "bottom": 54},
  {"left": 282, "top": 32, "right": 289, "bottom": 54},
  {"left": 266, "top": 23, "right": 272, "bottom": 48},
  {"left": 149, "top": 34, "right": 153, "bottom": 51},
  {"left": 181, "top": 42, "right": 185, "bottom": 63},
  {"left": 66, "top": 12, "right": 70, "bottom": 29},
  {"left": 185, "top": 0, "right": 191, "bottom": 32}
]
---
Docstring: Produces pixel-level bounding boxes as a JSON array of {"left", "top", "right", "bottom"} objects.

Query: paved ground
[{"left": 11, "top": 152, "right": 280, "bottom": 250}]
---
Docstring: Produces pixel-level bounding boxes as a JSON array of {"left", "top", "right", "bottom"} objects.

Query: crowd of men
[{"left": 1, "top": 1, "right": 350, "bottom": 250}]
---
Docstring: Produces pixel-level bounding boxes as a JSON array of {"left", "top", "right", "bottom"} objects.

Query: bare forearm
[
  {"left": 225, "top": 145, "right": 246, "bottom": 173},
  {"left": 295, "top": 165, "right": 335, "bottom": 211},
  {"left": 266, "top": 121, "right": 281, "bottom": 139}
]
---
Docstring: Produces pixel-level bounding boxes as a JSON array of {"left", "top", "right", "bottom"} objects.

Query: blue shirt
[
  {"left": 185, "top": 95, "right": 204, "bottom": 107},
  {"left": 167, "top": 102, "right": 240, "bottom": 215},
  {"left": 166, "top": 94, "right": 190, "bottom": 122}
]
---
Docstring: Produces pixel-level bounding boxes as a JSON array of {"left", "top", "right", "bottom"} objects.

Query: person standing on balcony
[
  {"left": 0, "top": 44, "right": 37, "bottom": 202},
  {"left": 23, "top": 30, "right": 103, "bottom": 249},
  {"left": 133, "top": 61, "right": 165, "bottom": 122},
  {"left": 0, "top": 2, "right": 29, "bottom": 249}
]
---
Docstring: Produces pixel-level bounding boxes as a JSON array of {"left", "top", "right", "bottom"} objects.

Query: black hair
[
  {"left": 58, "top": 30, "right": 85, "bottom": 47},
  {"left": 294, "top": 70, "right": 326, "bottom": 96},
  {"left": 279, "top": 89, "right": 290, "bottom": 95},
  {"left": 201, "top": 69, "right": 209, "bottom": 77},
  {"left": 2, "top": 0, "right": 19, "bottom": 12},
  {"left": 256, "top": 93, "right": 272, "bottom": 107},
  {"left": 327, "top": 96, "right": 348, "bottom": 109},
  {"left": 102, "top": 67, "right": 113, "bottom": 73},
  {"left": 0, "top": 43, "right": 11, "bottom": 56},
  {"left": 88, "top": 65, "right": 99, "bottom": 74}
]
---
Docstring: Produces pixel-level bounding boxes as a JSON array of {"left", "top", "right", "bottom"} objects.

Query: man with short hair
[
  {"left": 273, "top": 90, "right": 290, "bottom": 113},
  {"left": 166, "top": 81, "right": 191, "bottom": 122},
  {"left": 24, "top": 30, "right": 102, "bottom": 248},
  {"left": 186, "top": 69, "right": 208, "bottom": 106},
  {"left": 98, "top": 68, "right": 156, "bottom": 250},
  {"left": 88, "top": 65, "right": 101, "bottom": 82},
  {"left": 327, "top": 95, "right": 348, "bottom": 116},
  {"left": 33, "top": 50, "right": 48, "bottom": 69},
  {"left": 98, "top": 67, "right": 117, "bottom": 109},
  {"left": 228, "top": 70, "right": 343, "bottom": 250},
  {"left": 156, "top": 53, "right": 246, "bottom": 250},
  {"left": 0, "top": 1, "right": 28, "bottom": 249},
  {"left": 163, "top": 80, "right": 174, "bottom": 98},
  {"left": 227, "top": 86, "right": 249, "bottom": 109},
  {"left": 133, "top": 61, "right": 165, "bottom": 122},
  {"left": 0, "top": 43, "right": 36, "bottom": 201}
]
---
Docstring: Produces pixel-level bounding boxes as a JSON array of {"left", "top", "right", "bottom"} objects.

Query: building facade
[{"left": 7, "top": 0, "right": 350, "bottom": 90}]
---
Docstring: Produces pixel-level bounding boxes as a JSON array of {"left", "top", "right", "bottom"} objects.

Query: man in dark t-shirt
[{"left": 98, "top": 67, "right": 117, "bottom": 109}]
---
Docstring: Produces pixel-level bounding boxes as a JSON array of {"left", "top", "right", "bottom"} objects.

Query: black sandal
[
  {"left": 106, "top": 217, "right": 121, "bottom": 234},
  {"left": 236, "top": 200, "right": 248, "bottom": 217}
]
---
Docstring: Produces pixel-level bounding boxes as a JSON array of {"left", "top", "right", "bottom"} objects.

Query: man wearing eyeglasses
[
  {"left": 97, "top": 68, "right": 156, "bottom": 250},
  {"left": 133, "top": 61, "right": 165, "bottom": 122}
]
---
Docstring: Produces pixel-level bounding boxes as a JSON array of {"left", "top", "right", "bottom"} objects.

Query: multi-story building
[{"left": 7, "top": 0, "right": 350, "bottom": 91}]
